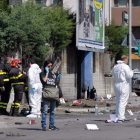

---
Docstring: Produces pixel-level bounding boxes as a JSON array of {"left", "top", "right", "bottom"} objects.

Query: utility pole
[{"left": 129, "top": 0, "right": 132, "bottom": 95}]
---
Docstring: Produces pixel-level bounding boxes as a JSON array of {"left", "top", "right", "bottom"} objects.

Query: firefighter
[
  {"left": 0, "top": 57, "right": 5, "bottom": 115},
  {"left": 0, "top": 56, "right": 12, "bottom": 115},
  {"left": 9, "top": 59, "right": 27, "bottom": 116}
]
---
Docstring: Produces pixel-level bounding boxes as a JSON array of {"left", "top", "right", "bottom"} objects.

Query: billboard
[{"left": 76, "top": 0, "right": 104, "bottom": 52}]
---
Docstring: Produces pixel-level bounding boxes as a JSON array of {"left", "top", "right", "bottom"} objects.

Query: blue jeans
[{"left": 41, "top": 99, "right": 56, "bottom": 128}]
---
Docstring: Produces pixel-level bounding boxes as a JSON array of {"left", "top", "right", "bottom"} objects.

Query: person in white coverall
[
  {"left": 111, "top": 55, "right": 133, "bottom": 122},
  {"left": 26, "top": 58, "right": 42, "bottom": 118}
]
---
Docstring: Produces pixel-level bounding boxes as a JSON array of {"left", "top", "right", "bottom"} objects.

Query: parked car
[{"left": 132, "top": 72, "right": 140, "bottom": 96}]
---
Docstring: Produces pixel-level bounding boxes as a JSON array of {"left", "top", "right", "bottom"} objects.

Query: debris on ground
[
  {"left": 107, "top": 94, "right": 112, "bottom": 99},
  {"left": 0, "top": 132, "right": 4, "bottom": 134},
  {"left": 15, "top": 122, "right": 22, "bottom": 125},
  {"left": 83, "top": 104, "right": 92, "bottom": 108},
  {"left": 29, "top": 120, "right": 36, "bottom": 124},
  {"left": 20, "top": 108, "right": 30, "bottom": 116},
  {"left": 72, "top": 100, "right": 82, "bottom": 106},
  {"left": 134, "top": 118, "right": 137, "bottom": 121},
  {"left": 65, "top": 110, "right": 71, "bottom": 113},
  {"left": 86, "top": 124, "right": 99, "bottom": 130},
  {"left": 60, "top": 98, "right": 65, "bottom": 104},
  {"left": 6, "top": 133, "right": 26, "bottom": 137},
  {"left": 106, "top": 103, "right": 111, "bottom": 107},
  {"left": 127, "top": 109, "right": 134, "bottom": 115}
]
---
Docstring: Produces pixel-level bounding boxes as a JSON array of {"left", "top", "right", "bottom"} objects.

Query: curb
[{"left": 56, "top": 106, "right": 116, "bottom": 113}]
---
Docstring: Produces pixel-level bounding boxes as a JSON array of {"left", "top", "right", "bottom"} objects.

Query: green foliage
[
  {"left": 0, "top": 2, "right": 74, "bottom": 65},
  {"left": 0, "top": 0, "right": 11, "bottom": 13},
  {"left": 0, "top": 2, "right": 50, "bottom": 65},
  {"left": 105, "top": 22, "right": 129, "bottom": 60},
  {"left": 45, "top": 6, "right": 75, "bottom": 53}
]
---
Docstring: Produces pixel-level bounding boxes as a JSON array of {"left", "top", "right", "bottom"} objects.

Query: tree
[
  {"left": 105, "top": 22, "right": 129, "bottom": 64},
  {"left": 45, "top": 6, "right": 75, "bottom": 53},
  {"left": 0, "top": 0, "right": 11, "bottom": 13},
  {"left": 0, "top": 2, "right": 75, "bottom": 65},
  {"left": 0, "top": 2, "right": 50, "bottom": 65}
]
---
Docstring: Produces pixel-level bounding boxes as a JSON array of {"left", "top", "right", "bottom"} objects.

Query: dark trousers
[
  {"left": 1, "top": 82, "right": 11, "bottom": 103},
  {"left": 0, "top": 82, "right": 11, "bottom": 110},
  {"left": 13, "top": 85, "right": 24, "bottom": 103},
  {"left": 24, "top": 90, "right": 29, "bottom": 104}
]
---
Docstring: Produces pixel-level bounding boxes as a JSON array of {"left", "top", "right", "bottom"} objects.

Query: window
[
  {"left": 119, "top": 0, "right": 128, "bottom": 7},
  {"left": 132, "top": 0, "right": 140, "bottom": 6}
]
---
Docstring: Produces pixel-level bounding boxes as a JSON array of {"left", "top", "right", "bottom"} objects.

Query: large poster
[{"left": 77, "top": 0, "right": 104, "bottom": 51}]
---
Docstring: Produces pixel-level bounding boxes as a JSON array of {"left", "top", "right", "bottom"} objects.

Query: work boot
[
  {"left": 13, "top": 107, "right": 22, "bottom": 117},
  {"left": 9, "top": 106, "right": 14, "bottom": 116},
  {"left": 0, "top": 108, "right": 3, "bottom": 115}
]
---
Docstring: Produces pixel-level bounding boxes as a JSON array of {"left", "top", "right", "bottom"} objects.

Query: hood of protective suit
[
  {"left": 28, "top": 64, "right": 42, "bottom": 89},
  {"left": 30, "top": 64, "right": 41, "bottom": 74}
]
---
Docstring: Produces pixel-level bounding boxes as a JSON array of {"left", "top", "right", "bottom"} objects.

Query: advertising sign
[{"left": 77, "top": 0, "right": 104, "bottom": 52}]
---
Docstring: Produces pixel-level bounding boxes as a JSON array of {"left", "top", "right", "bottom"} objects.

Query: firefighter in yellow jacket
[{"left": 9, "top": 59, "right": 27, "bottom": 116}]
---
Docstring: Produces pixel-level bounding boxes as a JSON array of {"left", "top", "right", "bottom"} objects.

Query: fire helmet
[{"left": 11, "top": 59, "right": 22, "bottom": 67}]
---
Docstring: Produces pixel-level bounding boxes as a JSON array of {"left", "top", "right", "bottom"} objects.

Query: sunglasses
[{"left": 48, "top": 65, "right": 52, "bottom": 68}]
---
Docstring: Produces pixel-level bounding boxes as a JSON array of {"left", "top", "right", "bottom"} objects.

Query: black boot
[
  {"left": 9, "top": 106, "right": 14, "bottom": 116},
  {"left": 13, "top": 107, "right": 22, "bottom": 117},
  {"left": 0, "top": 108, "right": 3, "bottom": 115}
]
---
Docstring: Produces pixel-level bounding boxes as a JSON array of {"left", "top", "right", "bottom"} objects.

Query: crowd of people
[{"left": 0, "top": 57, "right": 61, "bottom": 131}]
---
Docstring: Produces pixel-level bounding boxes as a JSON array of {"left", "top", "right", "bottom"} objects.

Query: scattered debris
[
  {"left": 72, "top": 100, "right": 82, "bottom": 106},
  {"left": 65, "top": 110, "right": 71, "bottom": 113},
  {"left": 0, "top": 132, "right": 4, "bottom": 134},
  {"left": 135, "top": 99, "right": 137, "bottom": 101},
  {"left": 29, "top": 120, "right": 36, "bottom": 124},
  {"left": 134, "top": 118, "right": 137, "bottom": 121},
  {"left": 83, "top": 104, "right": 92, "bottom": 108},
  {"left": 107, "top": 94, "right": 112, "bottom": 99},
  {"left": 60, "top": 98, "right": 65, "bottom": 104},
  {"left": 21, "top": 108, "right": 30, "bottom": 116},
  {"left": 127, "top": 109, "right": 134, "bottom": 115},
  {"left": 98, "top": 113, "right": 103, "bottom": 115},
  {"left": 86, "top": 124, "right": 99, "bottom": 130},
  {"left": 4, "top": 118, "right": 10, "bottom": 120},
  {"left": 15, "top": 122, "right": 22, "bottom": 125},
  {"left": 106, "top": 103, "right": 111, "bottom": 107},
  {"left": 6, "top": 133, "right": 26, "bottom": 137},
  {"left": 101, "top": 97, "right": 105, "bottom": 101}
]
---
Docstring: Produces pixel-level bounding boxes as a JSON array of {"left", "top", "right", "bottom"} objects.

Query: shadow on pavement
[{"left": 18, "top": 128, "right": 42, "bottom": 131}]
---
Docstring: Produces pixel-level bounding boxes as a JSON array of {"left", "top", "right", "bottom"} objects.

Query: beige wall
[
  {"left": 112, "top": 7, "right": 140, "bottom": 26},
  {"left": 63, "top": 0, "right": 76, "bottom": 12}
]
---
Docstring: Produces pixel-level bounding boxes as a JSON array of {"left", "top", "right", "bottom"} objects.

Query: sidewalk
[{"left": 6, "top": 92, "right": 140, "bottom": 114}]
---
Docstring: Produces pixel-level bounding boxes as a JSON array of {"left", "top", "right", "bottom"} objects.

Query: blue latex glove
[
  {"left": 32, "top": 88, "right": 36, "bottom": 93},
  {"left": 45, "top": 66, "right": 49, "bottom": 73},
  {"left": 58, "top": 74, "right": 62, "bottom": 80}
]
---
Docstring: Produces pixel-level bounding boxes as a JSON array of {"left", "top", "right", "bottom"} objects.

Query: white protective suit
[
  {"left": 111, "top": 60, "right": 133, "bottom": 120},
  {"left": 28, "top": 64, "right": 42, "bottom": 115}
]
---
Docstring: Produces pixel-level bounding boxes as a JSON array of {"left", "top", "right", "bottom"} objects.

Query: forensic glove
[
  {"left": 45, "top": 67, "right": 49, "bottom": 73},
  {"left": 32, "top": 88, "right": 36, "bottom": 93}
]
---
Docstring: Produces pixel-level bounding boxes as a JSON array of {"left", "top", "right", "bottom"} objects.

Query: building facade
[{"left": 105, "top": 0, "right": 140, "bottom": 70}]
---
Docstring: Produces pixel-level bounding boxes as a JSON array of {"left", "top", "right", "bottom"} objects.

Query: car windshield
[{"left": 133, "top": 73, "right": 140, "bottom": 79}]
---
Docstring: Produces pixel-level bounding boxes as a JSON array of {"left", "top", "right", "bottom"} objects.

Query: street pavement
[{"left": 0, "top": 93, "right": 140, "bottom": 140}]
